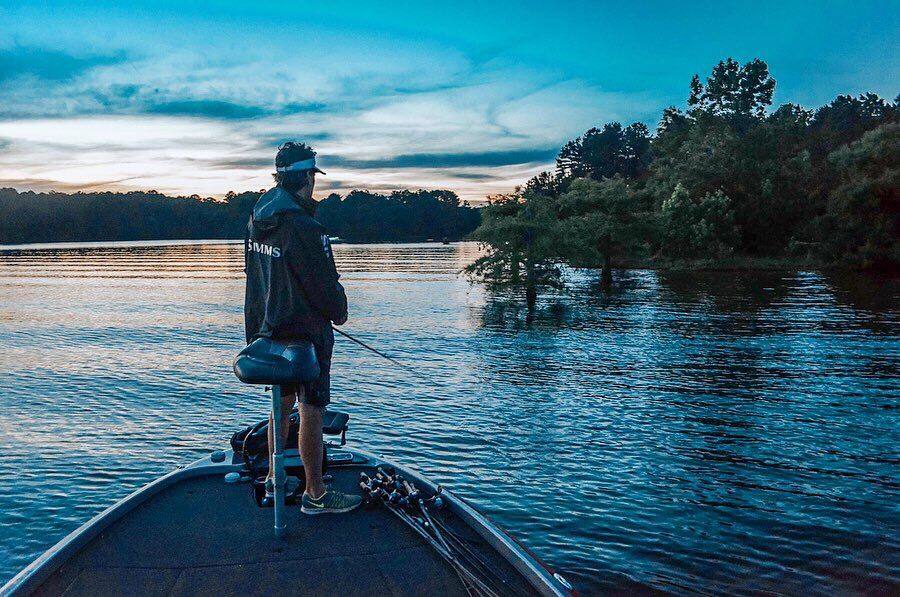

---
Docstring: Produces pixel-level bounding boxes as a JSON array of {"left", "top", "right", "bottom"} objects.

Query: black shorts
[
  {"left": 280, "top": 340, "right": 332, "bottom": 407},
  {"left": 281, "top": 376, "right": 329, "bottom": 408}
]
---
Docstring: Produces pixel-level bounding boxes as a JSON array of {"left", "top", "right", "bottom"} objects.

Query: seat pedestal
[
  {"left": 234, "top": 338, "right": 323, "bottom": 539},
  {"left": 271, "top": 385, "right": 287, "bottom": 538}
]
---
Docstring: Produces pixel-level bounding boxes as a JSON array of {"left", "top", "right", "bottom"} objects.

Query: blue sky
[{"left": 1, "top": 0, "right": 897, "bottom": 201}]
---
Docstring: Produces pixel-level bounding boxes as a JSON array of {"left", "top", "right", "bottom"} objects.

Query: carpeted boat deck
[{"left": 33, "top": 468, "right": 471, "bottom": 596}]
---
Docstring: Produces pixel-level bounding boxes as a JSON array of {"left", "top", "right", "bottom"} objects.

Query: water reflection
[{"left": 0, "top": 242, "right": 897, "bottom": 594}]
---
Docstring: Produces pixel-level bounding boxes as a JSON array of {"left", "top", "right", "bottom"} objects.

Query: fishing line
[{"left": 332, "top": 325, "right": 426, "bottom": 379}]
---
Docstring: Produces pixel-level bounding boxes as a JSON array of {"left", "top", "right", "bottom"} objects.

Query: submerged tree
[
  {"left": 557, "top": 177, "right": 654, "bottom": 288},
  {"left": 465, "top": 192, "right": 563, "bottom": 309}
]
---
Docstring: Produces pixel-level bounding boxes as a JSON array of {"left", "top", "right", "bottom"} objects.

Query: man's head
[{"left": 274, "top": 141, "right": 325, "bottom": 201}]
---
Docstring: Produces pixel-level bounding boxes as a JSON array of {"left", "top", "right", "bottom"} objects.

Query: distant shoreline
[
  {"left": 0, "top": 238, "right": 468, "bottom": 251},
  {"left": 0, "top": 238, "right": 242, "bottom": 251},
  {"left": 3, "top": 238, "right": 892, "bottom": 277}
]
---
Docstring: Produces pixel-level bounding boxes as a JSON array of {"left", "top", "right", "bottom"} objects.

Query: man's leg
[
  {"left": 298, "top": 358, "right": 361, "bottom": 514},
  {"left": 298, "top": 399, "right": 325, "bottom": 498},
  {"left": 266, "top": 388, "right": 297, "bottom": 483}
]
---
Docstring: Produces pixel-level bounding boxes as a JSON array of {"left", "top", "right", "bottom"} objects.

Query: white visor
[{"left": 276, "top": 158, "right": 320, "bottom": 172}]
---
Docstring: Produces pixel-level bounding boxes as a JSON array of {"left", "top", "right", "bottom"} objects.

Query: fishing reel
[
  {"left": 359, "top": 467, "right": 500, "bottom": 596},
  {"left": 359, "top": 468, "right": 444, "bottom": 511}
]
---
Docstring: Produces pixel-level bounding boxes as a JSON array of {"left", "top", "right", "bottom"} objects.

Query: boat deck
[{"left": 33, "top": 468, "right": 474, "bottom": 596}]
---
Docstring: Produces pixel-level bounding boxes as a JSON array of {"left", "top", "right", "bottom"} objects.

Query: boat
[
  {"left": 2, "top": 337, "right": 576, "bottom": 596},
  {"left": 3, "top": 420, "right": 574, "bottom": 596}
]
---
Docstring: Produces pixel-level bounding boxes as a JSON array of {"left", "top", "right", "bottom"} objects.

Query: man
[{"left": 244, "top": 141, "right": 361, "bottom": 514}]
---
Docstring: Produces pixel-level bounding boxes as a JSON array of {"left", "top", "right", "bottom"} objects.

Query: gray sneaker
[{"left": 301, "top": 489, "right": 362, "bottom": 515}]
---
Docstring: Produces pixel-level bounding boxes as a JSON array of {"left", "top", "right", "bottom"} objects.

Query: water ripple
[{"left": 0, "top": 241, "right": 897, "bottom": 594}]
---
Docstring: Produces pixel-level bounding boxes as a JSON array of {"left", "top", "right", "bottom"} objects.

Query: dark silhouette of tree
[
  {"left": 521, "top": 171, "right": 563, "bottom": 196},
  {"left": 468, "top": 57, "right": 899, "bottom": 306},
  {"left": 316, "top": 189, "right": 479, "bottom": 242},
  {"left": 688, "top": 58, "right": 776, "bottom": 132},
  {"left": 0, "top": 187, "right": 480, "bottom": 244},
  {"left": 555, "top": 122, "right": 652, "bottom": 184},
  {"left": 807, "top": 93, "right": 897, "bottom": 161},
  {"left": 465, "top": 192, "right": 562, "bottom": 309}
]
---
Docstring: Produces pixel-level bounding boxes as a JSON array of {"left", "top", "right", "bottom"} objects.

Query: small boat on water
[
  {"left": 4, "top": 338, "right": 575, "bottom": 596},
  {"left": 2, "top": 413, "right": 575, "bottom": 596}
]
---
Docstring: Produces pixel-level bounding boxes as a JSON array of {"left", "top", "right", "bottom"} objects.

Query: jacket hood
[{"left": 252, "top": 187, "right": 301, "bottom": 228}]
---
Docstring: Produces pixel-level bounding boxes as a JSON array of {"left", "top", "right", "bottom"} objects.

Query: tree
[
  {"left": 646, "top": 65, "right": 817, "bottom": 256},
  {"left": 688, "top": 58, "right": 776, "bottom": 131},
  {"left": 622, "top": 123, "right": 653, "bottom": 178},
  {"left": 654, "top": 107, "right": 692, "bottom": 156},
  {"left": 555, "top": 122, "right": 652, "bottom": 184},
  {"left": 660, "top": 183, "right": 738, "bottom": 258},
  {"left": 465, "top": 192, "right": 563, "bottom": 309},
  {"left": 314, "top": 189, "right": 480, "bottom": 242},
  {"left": 474, "top": 58, "right": 898, "bottom": 277},
  {"left": 521, "top": 170, "right": 563, "bottom": 196},
  {"left": 0, "top": 187, "right": 480, "bottom": 244},
  {"left": 818, "top": 122, "right": 899, "bottom": 269},
  {"left": 557, "top": 177, "right": 654, "bottom": 288},
  {"left": 807, "top": 93, "right": 898, "bottom": 162}
]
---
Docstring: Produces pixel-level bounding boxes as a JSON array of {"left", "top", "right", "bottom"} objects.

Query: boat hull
[{"left": 2, "top": 446, "right": 573, "bottom": 596}]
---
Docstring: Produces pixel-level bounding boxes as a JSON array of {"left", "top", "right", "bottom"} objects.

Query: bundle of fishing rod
[{"left": 359, "top": 468, "right": 509, "bottom": 597}]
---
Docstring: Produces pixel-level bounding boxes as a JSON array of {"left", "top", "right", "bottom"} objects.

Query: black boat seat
[{"left": 233, "top": 338, "right": 320, "bottom": 386}]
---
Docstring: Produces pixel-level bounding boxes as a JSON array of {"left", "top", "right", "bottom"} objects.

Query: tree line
[
  {"left": 467, "top": 58, "right": 899, "bottom": 307},
  {"left": 0, "top": 187, "right": 480, "bottom": 244},
  {"left": 316, "top": 189, "right": 480, "bottom": 242}
]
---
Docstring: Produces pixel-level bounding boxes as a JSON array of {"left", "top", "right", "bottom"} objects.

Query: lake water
[{"left": 0, "top": 241, "right": 897, "bottom": 594}]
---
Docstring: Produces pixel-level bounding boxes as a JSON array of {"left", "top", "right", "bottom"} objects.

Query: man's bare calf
[{"left": 266, "top": 387, "right": 326, "bottom": 499}]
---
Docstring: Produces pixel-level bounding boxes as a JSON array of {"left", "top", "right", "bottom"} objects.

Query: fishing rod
[
  {"left": 332, "top": 325, "right": 425, "bottom": 378},
  {"left": 359, "top": 469, "right": 503, "bottom": 597}
]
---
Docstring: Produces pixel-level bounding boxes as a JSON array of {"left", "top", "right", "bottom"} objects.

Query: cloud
[
  {"left": 326, "top": 148, "right": 558, "bottom": 169},
  {"left": 208, "top": 156, "right": 272, "bottom": 170},
  {"left": 441, "top": 171, "right": 503, "bottom": 181},
  {"left": 0, "top": 15, "right": 652, "bottom": 202},
  {"left": 0, "top": 46, "right": 126, "bottom": 83},
  {"left": 145, "top": 100, "right": 272, "bottom": 120},
  {"left": 143, "top": 99, "right": 331, "bottom": 120},
  {"left": 281, "top": 102, "right": 329, "bottom": 114},
  {"left": 0, "top": 177, "right": 136, "bottom": 193}
]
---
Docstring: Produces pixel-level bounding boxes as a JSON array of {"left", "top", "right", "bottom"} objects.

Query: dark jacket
[{"left": 243, "top": 186, "right": 348, "bottom": 351}]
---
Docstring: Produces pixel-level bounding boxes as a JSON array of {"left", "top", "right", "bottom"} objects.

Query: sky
[{"left": 0, "top": 1, "right": 897, "bottom": 203}]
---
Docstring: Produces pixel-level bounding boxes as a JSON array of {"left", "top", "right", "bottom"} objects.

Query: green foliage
[
  {"left": 465, "top": 192, "right": 563, "bottom": 308},
  {"left": 818, "top": 122, "right": 899, "bottom": 268},
  {"left": 521, "top": 170, "right": 563, "bottom": 196},
  {"left": 557, "top": 177, "right": 654, "bottom": 267},
  {"left": 661, "top": 184, "right": 738, "bottom": 258},
  {"left": 473, "top": 57, "right": 898, "bottom": 305},
  {"left": 807, "top": 93, "right": 897, "bottom": 162}
]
